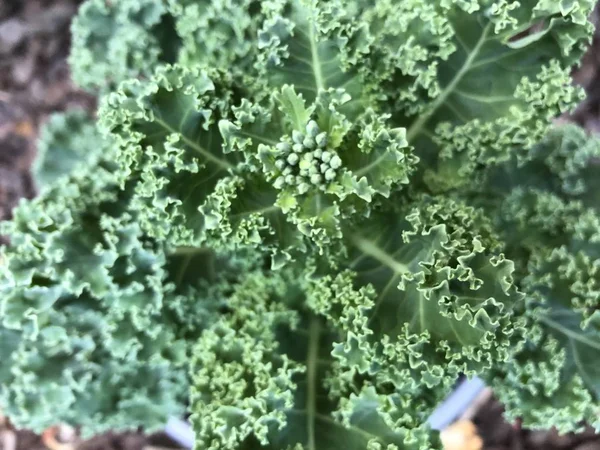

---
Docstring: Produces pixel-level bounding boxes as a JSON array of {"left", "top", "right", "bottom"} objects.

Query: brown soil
[
  {"left": 5, "top": 425, "right": 180, "bottom": 450},
  {"left": 473, "top": 395, "right": 600, "bottom": 450},
  {"left": 1, "top": 1, "right": 599, "bottom": 449},
  {"left": 0, "top": 0, "right": 94, "bottom": 236}
]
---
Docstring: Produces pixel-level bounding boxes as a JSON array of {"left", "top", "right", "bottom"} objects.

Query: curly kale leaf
[
  {"left": 70, "top": 0, "right": 180, "bottom": 91},
  {"left": 100, "top": 64, "right": 417, "bottom": 261},
  {"left": 489, "top": 320, "right": 600, "bottom": 434},
  {"left": 475, "top": 125, "right": 600, "bottom": 432},
  {"left": 0, "top": 165, "right": 187, "bottom": 435},
  {"left": 190, "top": 269, "right": 443, "bottom": 450},
  {"left": 308, "top": 198, "right": 524, "bottom": 381},
  {"left": 0, "top": 122, "right": 253, "bottom": 436},
  {"left": 1, "top": 0, "right": 597, "bottom": 444},
  {"left": 33, "top": 111, "right": 106, "bottom": 190},
  {"left": 365, "top": 0, "right": 592, "bottom": 191}
]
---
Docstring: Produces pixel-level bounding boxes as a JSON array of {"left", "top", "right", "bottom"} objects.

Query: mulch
[{"left": 1, "top": 1, "right": 600, "bottom": 449}]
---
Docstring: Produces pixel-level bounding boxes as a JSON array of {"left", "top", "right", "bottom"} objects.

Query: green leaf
[
  {"left": 276, "top": 85, "right": 314, "bottom": 130},
  {"left": 343, "top": 111, "right": 416, "bottom": 200},
  {"left": 489, "top": 321, "right": 599, "bottom": 434},
  {"left": 258, "top": 0, "right": 363, "bottom": 105},
  {"left": 0, "top": 166, "right": 190, "bottom": 436},
  {"left": 384, "top": 0, "right": 593, "bottom": 190},
  {"left": 70, "top": 0, "right": 179, "bottom": 91},
  {"left": 100, "top": 65, "right": 239, "bottom": 245},
  {"left": 190, "top": 270, "right": 441, "bottom": 450},
  {"left": 168, "top": 0, "right": 263, "bottom": 76},
  {"left": 332, "top": 198, "right": 524, "bottom": 375},
  {"left": 539, "top": 307, "right": 600, "bottom": 397},
  {"left": 474, "top": 123, "right": 600, "bottom": 432},
  {"left": 34, "top": 111, "right": 106, "bottom": 190}
]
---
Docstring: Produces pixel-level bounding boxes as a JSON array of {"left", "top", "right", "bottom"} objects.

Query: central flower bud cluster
[{"left": 272, "top": 120, "right": 342, "bottom": 194}]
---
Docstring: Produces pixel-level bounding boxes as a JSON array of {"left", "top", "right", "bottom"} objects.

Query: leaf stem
[
  {"left": 306, "top": 317, "right": 321, "bottom": 450},
  {"left": 155, "top": 117, "right": 233, "bottom": 170},
  {"left": 350, "top": 234, "right": 409, "bottom": 275},
  {"left": 540, "top": 315, "right": 600, "bottom": 350},
  {"left": 172, "top": 246, "right": 212, "bottom": 256},
  {"left": 406, "top": 24, "right": 491, "bottom": 142},
  {"left": 309, "top": 22, "right": 325, "bottom": 92}
]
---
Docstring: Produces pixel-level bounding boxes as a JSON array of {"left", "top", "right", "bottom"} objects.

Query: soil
[
  {"left": 0, "top": 1, "right": 599, "bottom": 450},
  {"left": 473, "top": 394, "right": 600, "bottom": 450},
  {"left": 3, "top": 423, "right": 182, "bottom": 450},
  {"left": 0, "top": 0, "right": 94, "bottom": 243}
]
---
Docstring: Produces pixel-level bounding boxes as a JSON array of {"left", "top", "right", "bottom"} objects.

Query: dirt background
[
  {"left": 0, "top": 0, "right": 94, "bottom": 245},
  {"left": 1, "top": 0, "right": 600, "bottom": 449}
]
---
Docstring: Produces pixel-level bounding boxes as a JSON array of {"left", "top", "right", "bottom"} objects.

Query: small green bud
[
  {"left": 306, "top": 120, "right": 320, "bottom": 137},
  {"left": 316, "top": 132, "right": 327, "bottom": 148},
  {"left": 300, "top": 168, "right": 309, "bottom": 177},
  {"left": 283, "top": 167, "right": 293, "bottom": 176},
  {"left": 292, "top": 130, "right": 304, "bottom": 144},
  {"left": 274, "top": 176, "right": 285, "bottom": 189},
  {"left": 325, "top": 168, "right": 336, "bottom": 181},
  {"left": 329, "top": 155, "right": 342, "bottom": 169},
  {"left": 321, "top": 151, "right": 332, "bottom": 163},
  {"left": 320, "top": 163, "right": 329, "bottom": 173},
  {"left": 299, "top": 158, "right": 311, "bottom": 170},
  {"left": 309, "top": 165, "right": 319, "bottom": 175},
  {"left": 314, "top": 148, "right": 323, "bottom": 159},
  {"left": 310, "top": 174, "right": 322, "bottom": 184},
  {"left": 287, "top": 153, "right": 299, "bottom": 165},
  {"left": 285, "top": 174, "right": 295, "bottom": 184},
  {"left": 303, "top": 137, "right": 316, "bottom": 149},
  {"left": 276, "top": 142, "right": 291, "bottom": 154},
  {"left": 298, "top": 182, "right": 310, "bottom": 194},
  {"left": 275, "top": 159, "right": 286, "bottom": 170},
  {"left": 293, "top": 143, "right": 304, "bottom": 153}
]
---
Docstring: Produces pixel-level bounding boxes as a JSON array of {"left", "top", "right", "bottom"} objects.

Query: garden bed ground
[{"left": 0, "top": 1, "right": 599, "bottom": 449}]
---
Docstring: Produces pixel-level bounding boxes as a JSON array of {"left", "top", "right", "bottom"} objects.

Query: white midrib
[
  {"left": 406, "top": 24, "right": 492, "bottom": 143},
  {"left": 355, "top": 149, "right": 392, "bottom": 177},
  {"left": 540, "top": 315, "right": 600, "bottom": 351},
  {"left": 309, "top": 22, "right": 325, "bottom": 92},
  {"left": 306, "top": 318, "right": 321, "bottom": 450},
  {"left": 230, "top": 205, "right": 280, "bottom": 219},
  {"left": 154, "top": 117, "right": 233, "bottom": 170},
  {"left": 350, "top": 234, "right": 409, "bottom": 275}
]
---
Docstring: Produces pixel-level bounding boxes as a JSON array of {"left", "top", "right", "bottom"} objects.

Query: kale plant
[{"left": 1, "top": 0, "right": 600, "bottom": 448}]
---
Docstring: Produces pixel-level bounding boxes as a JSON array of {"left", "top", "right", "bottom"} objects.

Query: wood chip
[
  {"left": 41, "top": 426, "right": 76, "bottom": 450},
  {"left": 0, "top": 429, "right": 17, "bottom": 450},
  {"left": 441, "top": 420, "right": 483, "bottom": 450}
]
